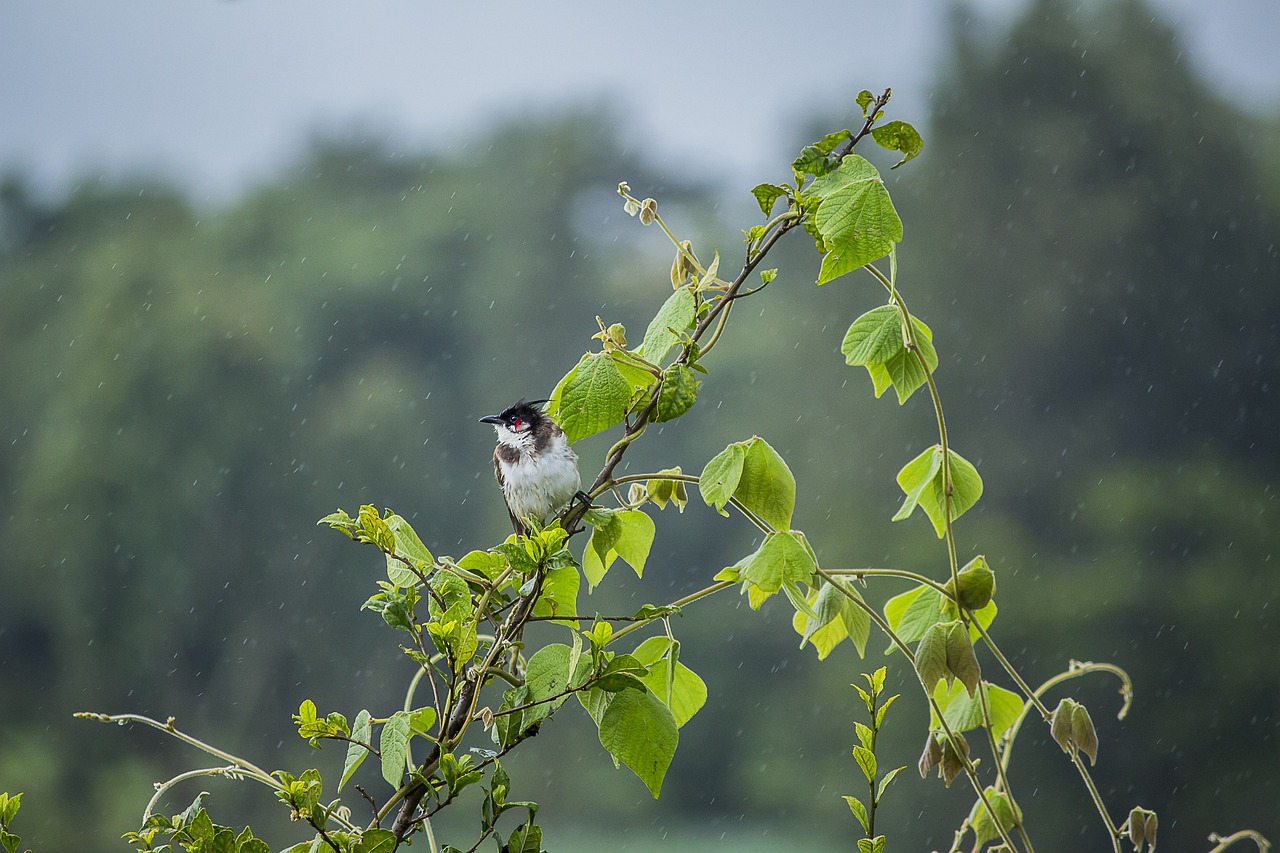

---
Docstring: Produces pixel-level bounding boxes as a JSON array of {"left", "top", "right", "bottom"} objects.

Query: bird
[{"left": 479, "top": 399, "right": 584, "bottom": 535}]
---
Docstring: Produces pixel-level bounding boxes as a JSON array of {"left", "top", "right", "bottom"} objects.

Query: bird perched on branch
[{"left": 479, "top": 399, "right": 584, "bottom": 535}]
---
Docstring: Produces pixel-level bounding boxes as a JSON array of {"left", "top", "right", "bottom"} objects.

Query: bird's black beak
[{"left": 479, "top": 415, "right": 504, "bottom": 425}]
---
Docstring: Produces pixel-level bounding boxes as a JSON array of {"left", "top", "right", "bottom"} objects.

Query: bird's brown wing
[{"left": 493, "top": 448, "right": 524, "bottom": 535}]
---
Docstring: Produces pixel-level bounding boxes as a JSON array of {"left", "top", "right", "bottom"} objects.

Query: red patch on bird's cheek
[{"left": 512, "top": 417, "right": 523, "bottom": 430}]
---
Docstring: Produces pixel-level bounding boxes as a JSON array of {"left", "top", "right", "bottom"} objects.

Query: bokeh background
[{"left": 2, "top": 0, "right": 1277, "bottom": 850}]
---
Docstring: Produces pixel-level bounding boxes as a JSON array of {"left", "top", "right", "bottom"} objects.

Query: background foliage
[{"left": 1, "top": 1, "right": 1276, "bottom": 849}]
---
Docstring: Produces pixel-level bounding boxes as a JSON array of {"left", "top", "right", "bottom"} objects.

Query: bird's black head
[{"left": 479, "top": 399, "right": 549, "bottom": 434}]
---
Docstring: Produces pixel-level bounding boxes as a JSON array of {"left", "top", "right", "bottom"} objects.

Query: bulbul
[{"left": 479, "top": 399, "right": 583, "bottom": 534}]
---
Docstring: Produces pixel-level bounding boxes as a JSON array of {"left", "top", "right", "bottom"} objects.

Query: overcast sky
[{"left": 3, "top": 0, "right": 1278, "bottom": 204}]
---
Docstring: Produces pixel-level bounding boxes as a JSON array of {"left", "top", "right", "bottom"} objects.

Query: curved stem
[
  {"left": 696, "top": 294, "right": 733, "bottom": 358},
  {"left": 999, "top": 659, "right": 1133, "bottom": 772},
  {"left": 76, "top": 713, "right": 278, "bottom": 789},
  {"left": 1207, "top": 830, "right": 1272, "bottom": 852},
  {"left": 606, "top": 580, "right": 735, "bottom": 646},
  {"left": 600, "top": 472, "right": 772, "bottom": 534},
  {"left": 143, "top": 766, "right": 242, "bottom": 818}
]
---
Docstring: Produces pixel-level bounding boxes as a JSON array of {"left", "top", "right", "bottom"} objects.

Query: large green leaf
[
  {"left": 339, "top": 709, "right": 372, "bottom": 792},
  {"left": 870, "top": 120, "right": 924, "bottom": 169},
  {"left": 698, "top": 437, "right": 795, "bottom": 530},
  {"left": 582, "top": 509, "right": 655, "bottom": 589},
  {"left": 518, "top": 644, "right": 589, "bottom": 731},
  {"left": 893, "top": 445, "right": 983, "bottom": 536},
  {"left": 698, "top": 443, "right": 746, "bottom": 515},
  {"left": 792, "top": 577, "right": 870, "bottom": 659},
  {"left": 741, "top": 531, "right": 816, "bottom": 595},
  {"left": 379, "top": 710, "right": 411, "bottom": 787},
  {"left": 931, "top": 680, "right": 1024, "bottom": 740},
  {"left": 631, "top": 641, "right": 707, "bottom": 729},
  {"left": 638, "top": 287, "right": 696, "bottom": 364},
  {"left": 597, "top": 686, "right": 678, "bottom": 798},
  {"left": 736, "top": 438, "right": 797, "bottom": 531},
  {"left": 549, "top": 351, "right": 631, "bottom": 443},
  {"left": 883, "top": 583, "right": 997, "bottom": 654},
  {"left": 841, "top": 305, "right": 902, "bottom": 367},
  {"left": 892, "top": 446, "right": 944, "bottom": 523},
  {"left": 808, "top": 155, "right": 903, "bottom": 285},
  {"left": 383, "top": 513, "right": 433, "bottom": 587},
  {"left": 652, "top": 363, "right": 699, "bottom": 422},
  {"left": 531, "top": 562, "right": 580, "bottom": 621}
]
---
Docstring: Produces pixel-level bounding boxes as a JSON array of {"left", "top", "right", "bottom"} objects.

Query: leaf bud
[
  {"left": 670, "top": 240, "right": 695, "bottom": 288},
  {"left": 942, "top": 555, "right": 995, "bottom": 610},
  {"left": 917, "top": 733, "right": 943, "bottom": 778},
  {"left": 638, "top": 197, "right": 658, "bottom": 226},
  {"left": 939, "top": 732, "right": 969, "bottom": 787}
]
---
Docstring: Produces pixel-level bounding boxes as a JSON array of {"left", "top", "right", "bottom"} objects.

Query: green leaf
[
  {"left": 0, "top": 792, "right": 18, "bottom": 827},
  {"left": 532, "top": 561, "right": 580, "bottom": 621},
  {"left": 638, "top": 287, "right": 696, "bottom": 364},
  {"left": 914, "top": 623, "right": 949, "bottom": 693},
  {"left": 408, "top": 706, "right": 437, "bottom": 737},
  {"left": 882, "top": 317, "right": 939, "bottom": 403},
  {"left": 883, "top": 583, "right": 997, "bottom": 654},
  {"left": 518, "top": 644, "right": 587, "bottom": 731},
  {"left": 809, "top": 155, "right": 903, "bottom": 285},
  {"left": 506, "top": 823, "right": 543, "bottom": 853},
  {"left": 893, "top": 445, "right": 983, "bottom": 536},
  {"left": 597, "top": 686, "right": 679, "bottom": 798},
  {"left": 792, "top": 144, "right": 835, "bottom": 178},
  {"left": 943, "top": 555, "right": 996, "bottom": 610},
  {"left": 645, "top": 467, "right": 688, "bottom": 511},
  {"left": 379, "top": 711, "right": 411, "bottom": 787},
  {"left": 1073, "top": 702, "right": 1100, "bottom": 765},
  {"left": 456, "top": 549, "right": 506, "bottom": 580},
  {"left": 883, "top": 584, "right": 931, "bottom": 643},
  {"left": 877, "top": 765, "right": 907, "bottom": 801},
  {"left": 865, "top": 361, "right": 893, "bottom": 398},
  {"left": 583, "top": 509, "right": 655, "bottom": 589},
  {"left": 751, "top": 183, "right": 789, "bottom": 217},
  {"left": 892, "top": 446, "right": 944, "bottom": 523},
  {"left": 1051, "top": 699, "right": 1101, "bottom": 765},
  {"left": 357, "top": 828, "right": 400, "bottom": 853},
  {"left": 841, "top": 305, "right": 902, "bottom": 367},
  {"left": 549, "top": 351, "right": 631, "bottom": 443},
  {"left": 855, "top": 89, "right": 875, "bottom": 114},
  {"left": 698, "top": 443, "right": 746, "bottom": 515},
  {"left": 384, "top": 513, "right": 433, "bottom": 587},
  {"left": 792, "top": 577, "right": 870, "bottom": 659},
  {"left": 741, "top": 531, "right": 817, "bottom": 596},
  {"left": 634, "top": 636, "right": 690, "bottom": 725},
  {"left": 944, "top": 620, "right": 982, "bottom": 697},
  {"left": 637, "top": 657, "right": 707, "bottom": 729},
  {"left": 917, "top": 448, "right": 983, "bottom": 538},
  {"left": 931, "top": 681, "right": 1024, "bottom": 739},
  {"left": 857, "top": 837, "right": 886, "bottom": 853},
  {"left": 870, "top": 120, "right": 924, "bottom": 169},
  {"left": 844, "top": 794, "right": 870, "bottom": 834},
  {"left": 339, "top": 709, "right": 372, "bottom": 792},
  {"left": 852, "top": 745, "right": 877, "bottom": 782},
  {"left": 653, "top": 363, "right": 699, "bottom": 422},
  {"left": 735, "top": 437, "right": 797, "bottom": 531},
  {"left": 969, "top": 786, "right": 1023, "bottom": 846},
  {"left": 813, "top": 128, "right": 852, "bottom": 155}
]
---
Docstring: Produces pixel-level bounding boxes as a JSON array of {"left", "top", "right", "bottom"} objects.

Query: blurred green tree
[{"left": 0, "top": 0, "right": 1276, "bottom": 848}]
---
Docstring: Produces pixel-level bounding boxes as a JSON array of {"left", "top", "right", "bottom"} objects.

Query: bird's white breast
[{"left": 496, "top": 432, "right": 580, "bottom": 524}]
